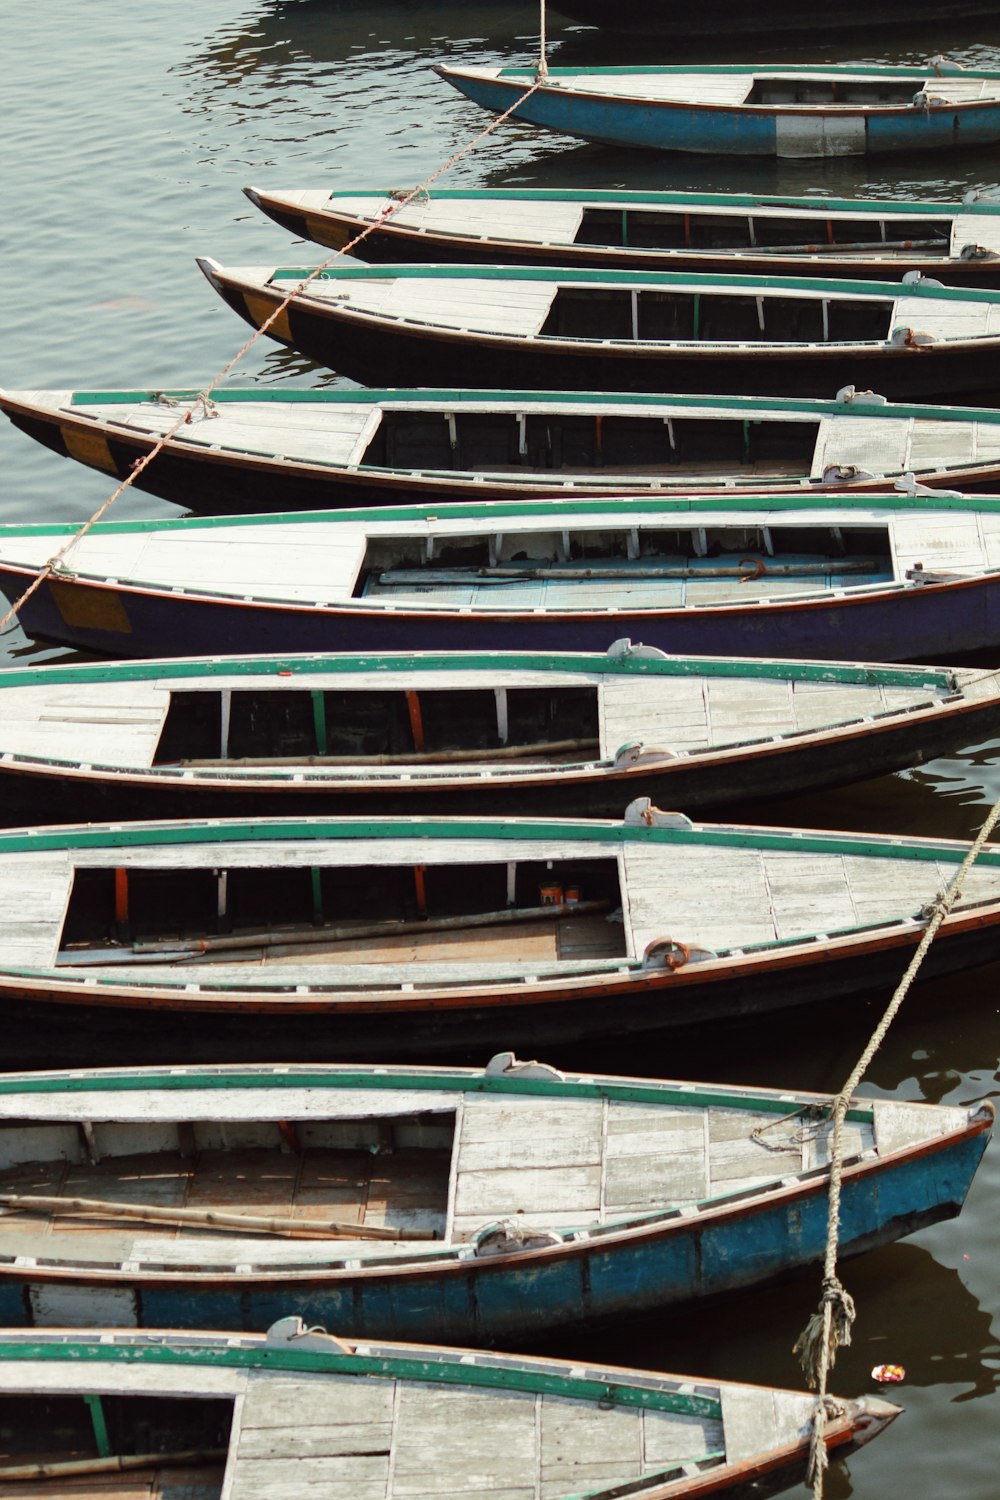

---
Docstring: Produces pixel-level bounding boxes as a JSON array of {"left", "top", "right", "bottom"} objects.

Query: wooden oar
[{"left": 0, "top": 1192, "right": 418, "bottom": 1241}]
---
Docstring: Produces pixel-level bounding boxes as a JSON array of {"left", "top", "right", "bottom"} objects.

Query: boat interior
[
  {"left": 745, "top": 78, "right": 923, "bottom": 106},
  {"left": 363, "top": 408, "right": 826, "bottom": 476},
  {"left": 536, "top": 288, "right": 895, "bottom": 344},
  {"left": 0, "top": 1391, "right": 231, "bottom": 1498},
  {"left": 356, "top": 521, "right": 896, "bottom": 605},
  {"left": 572, "top": 207, "right": 952, "bottom": 254},
  {"left": 56, "top": 854, "right": 627, "bottom": 970},
  {"left": 154, "top": 683, "right": 600, "bottom": 768}
]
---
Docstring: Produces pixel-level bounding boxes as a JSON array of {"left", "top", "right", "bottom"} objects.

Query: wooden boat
[
  {"left": 0, "top": 1059, "right": 988, "bottom": 1342},
  {"left": 3, "top": 492, "right": 1000, "bottom": 663},
  {"left": 2, "top": 807, "right": 1000, "bottom": 1067},
  {"left": 437, "top": 62, "right": 1000, "bottom": 159},
  {"left": 244, "top": 184, "right": 1000, "bottom": 287},
  {"left": 2, "top": 643, "right": 997, "bottom": 824},
  {"left": 196, "top": 258, "right": 1000, "bottom": 402},
  {"left": 548, "top": 0, "right": 1000, "bottom": 36},
  {"left": 15, "top": 386, "right": 1000, "bottom": 514},
  {"left": 0, "top": 1321, "right": 901, "bottom": 1498}
]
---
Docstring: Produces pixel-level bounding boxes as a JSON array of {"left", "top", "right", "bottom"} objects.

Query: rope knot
[{"left": 793, "top": 1275, "right": 856, "bottom": 1390}]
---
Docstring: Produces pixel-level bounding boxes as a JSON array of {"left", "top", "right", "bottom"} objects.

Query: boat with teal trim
[
  {"left": 2, "top": 492, "right": 1000, "bottom": 663},
  {"left": 1, "top": 805, "right": 1000, "bottom": 1065},
  {"left": 1, "top": 643, "right": 996, "bottom": 823},
  {"left": 0, "top": 1057, "right": 988, "bottom": 1344},
  {"left": 435, "top": 61, "right": 1000, "bottom": 158},
  {"left": 195, "top": 258, "right": 1000, "bottom": 401},
  {"left": 15, "top": 386, "right": 1000, "bottom": 514},
  {"left": 244, "top": 183, "right": 1000, "bottom": 287},
  {"left": 0, "top": 1319, "right": 901, "bottom": 1497}
]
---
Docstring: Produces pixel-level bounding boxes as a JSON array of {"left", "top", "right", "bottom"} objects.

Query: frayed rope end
[{"left": 793, "top": 1277, "right": 857, "bottom": 1389}]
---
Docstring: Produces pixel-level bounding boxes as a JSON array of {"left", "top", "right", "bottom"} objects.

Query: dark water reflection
[{"left": 3, "top": 2, "right": 1000, "bottom": 1493}]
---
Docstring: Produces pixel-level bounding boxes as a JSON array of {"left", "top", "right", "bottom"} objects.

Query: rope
[
  {"left": 0, "top": 75, "right": 545, "bottom": 640},
  {"left": 795, "top": 787, "right": 1000, "bottom": 1494},
  {"left": 537, "top": 0, "right": 550, "bottom": 80}
]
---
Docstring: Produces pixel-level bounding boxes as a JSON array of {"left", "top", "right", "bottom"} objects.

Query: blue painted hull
[
  {"left": 6, "top": 565, "right": 1000, "bottom": 665},
  {"left": 0, "top": 1116, "right": 987, "bottom": 1341},
  {"left": 440, "top": 71, "right": 1000, "bottom": 158}
]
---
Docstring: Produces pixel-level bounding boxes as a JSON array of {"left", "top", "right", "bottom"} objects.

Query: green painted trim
[
  {"left": 0, "top": 651, "right": 955, "bottom": 694},
  {"left": 0, "top": 1064, "right": 874, "bottom": 1123},
  {"left": 7, "top": 491, "right": 1000, "bottom": 541},
  {"left": 0, "top": 814, "right": 992, "bottom": 870},
  {"left": 0, "top": 1338, "right": 721, "bottom": 1418},
  {"left": 325, "top": 187, "right": 1000, "bottom": 218},
  {"left": 63, "top": 388, "right": 1000, "bottom": 426},
  {"left": 264, "top": 261, "right": 1000, "bottom": 304},
  {"left": 494, "top": 63, "right": 1000, "bottom": 80},
  {"left": 84, "top": 1394, "right": 111, "bottom": 1459}
]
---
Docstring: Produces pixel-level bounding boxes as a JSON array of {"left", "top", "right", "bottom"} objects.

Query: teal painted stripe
[
  {"left": 326, "top": 187, "right": 997, "bottom": 217},
  {"left": 495, "top": 63, "right": 1000, "bottom": 80},
  {"left": 0, "top": 1064, "right": 874, "bottom": 1122},
  {"left": 8, "top": 491, "right": 1000, "bottom": 540},
  {"left": 0, "top": 652, "right": 955, "bottom": 693},
  {"left": 65, "top": 387, "right": 1000, "bottom": 425},
  {"left": 264, "top": 262, "right": 1000, "bottom": 303},
  {"left": 0, "top": 815, "right": 993, "bottom": 867},
  {"left": 0, "top": 1339, "right": 720, "bottom": 1417}
]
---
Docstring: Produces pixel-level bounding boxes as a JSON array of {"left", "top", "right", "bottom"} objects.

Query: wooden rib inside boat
[
  {"left": 571, "top": 205, "right": 953, "bottom": 255},
  {"left": 154, "top": 682, "right": 599, "bottom": 768},
  {"left": 537, "top": 286, "right": 894, "bottom": 342}
]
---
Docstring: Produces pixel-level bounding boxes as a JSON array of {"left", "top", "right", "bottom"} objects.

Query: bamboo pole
[
  {"left": 127, "top": 897, "right": 609, "bottom": 959},
  {"left": 377, "top": 560, "right": 879, "bottom": 584},
  {"left": 0, "top": 1192, "right": 415, "bottom": 1241},
  {"left": 170, "top": 735, "right": 599, "bottom": 769},
  {"left": 0, "top": 1448, "right": 227, "bottom": 1482}
]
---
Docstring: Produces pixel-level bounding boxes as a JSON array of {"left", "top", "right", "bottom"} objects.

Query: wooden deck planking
[
  {"left": 331, "top": 195, "right": 587, "bottom": 243},
  {"left": 891, "top": 295, "right": 993, "bottom": 340},
  {"left": 564, "top": 72, "right": 753, "bottom": 102},
  {"left": 810, "top": 416, "right": 911, "bottom": 478},
  {"left": 0, "top": 682, "right": 167, "bottom": 765},
  {"left": 908, "top": 419, "right": 976, "bottom": 469},
  {"left": 0, "top": 855, "right": 73, "bottom": 969},
  {"left": 623, "top": 844, "right": 775, "bottom": 955},
  {"left": 950, "top": 214, "right": 1000, "bottom": 255},
  {"left": 891, "top": 515, "right": 988, "bottom": 575},
  {"left": 763, "top": 852, "right": 859, "bottom": 938}
]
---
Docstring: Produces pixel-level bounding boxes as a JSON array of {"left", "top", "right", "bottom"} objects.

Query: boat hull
[
  {"left": 0, "top": 1112, "right": 987, "bottom": 1342},
  {"left": 217, "top": 283, "right": 1000, "bottom": 402},
  {"left": 549, "top": 0, "right": 1000, "bottom": 36},
  {"left": 5, "top": 562, "right": 1000, "bottom": 665},
  {"left": 268, "top": 200, "right": 1000, "bottom": 289},
  {"left": 0, "top": 905, "right": 998, "bottom": 1069},
  {"left": 439, "top": 70, "right": 1000, "bottom": 158},
  {"left": 1, "top": 681, "right": 997, "bottom": 824}
]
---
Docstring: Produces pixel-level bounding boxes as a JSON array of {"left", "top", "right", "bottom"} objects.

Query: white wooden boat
[
  {"left": 195, "top": 258, "right": 1000, "bottom": 402},
  {"left": 243, "top": 184, "right": 1000, "bottom": 286},
  {"left": 0, "top": 1321, "right": 901, "bottom": 1498},
  {"left": 11, "top": 386, "right": 1000, "bottom": 511},
  {"left": 0, "top": 1059, "right": 987, "bottom": 1343},
  {"left": 2, "top": 644, "right": 998, "bottom": 823},
  {"left": 2, "top": 807, "right": 1000, "bottom": 1066},
  {"left": 2, "top": 492, "right": 1000, "bottom": 664},
  {"left": 436, "top": 61, "right": 1000, "bottom": 159}
]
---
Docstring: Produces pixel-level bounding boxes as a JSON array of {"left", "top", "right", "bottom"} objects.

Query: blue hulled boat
[
  {"left": 0, "top": 1059, "right": 989, "bottom": 1343},
  {"left": 436, "top": 61, "right": 1000, "bottom": 158},
  {"left": 2, "top": 492, "right": 1000, "bottom": 662}
]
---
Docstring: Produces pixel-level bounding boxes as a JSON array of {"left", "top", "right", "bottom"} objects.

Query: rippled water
[{"left": 3, "top": 2, "right": 1000, "bottom": 1493}]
